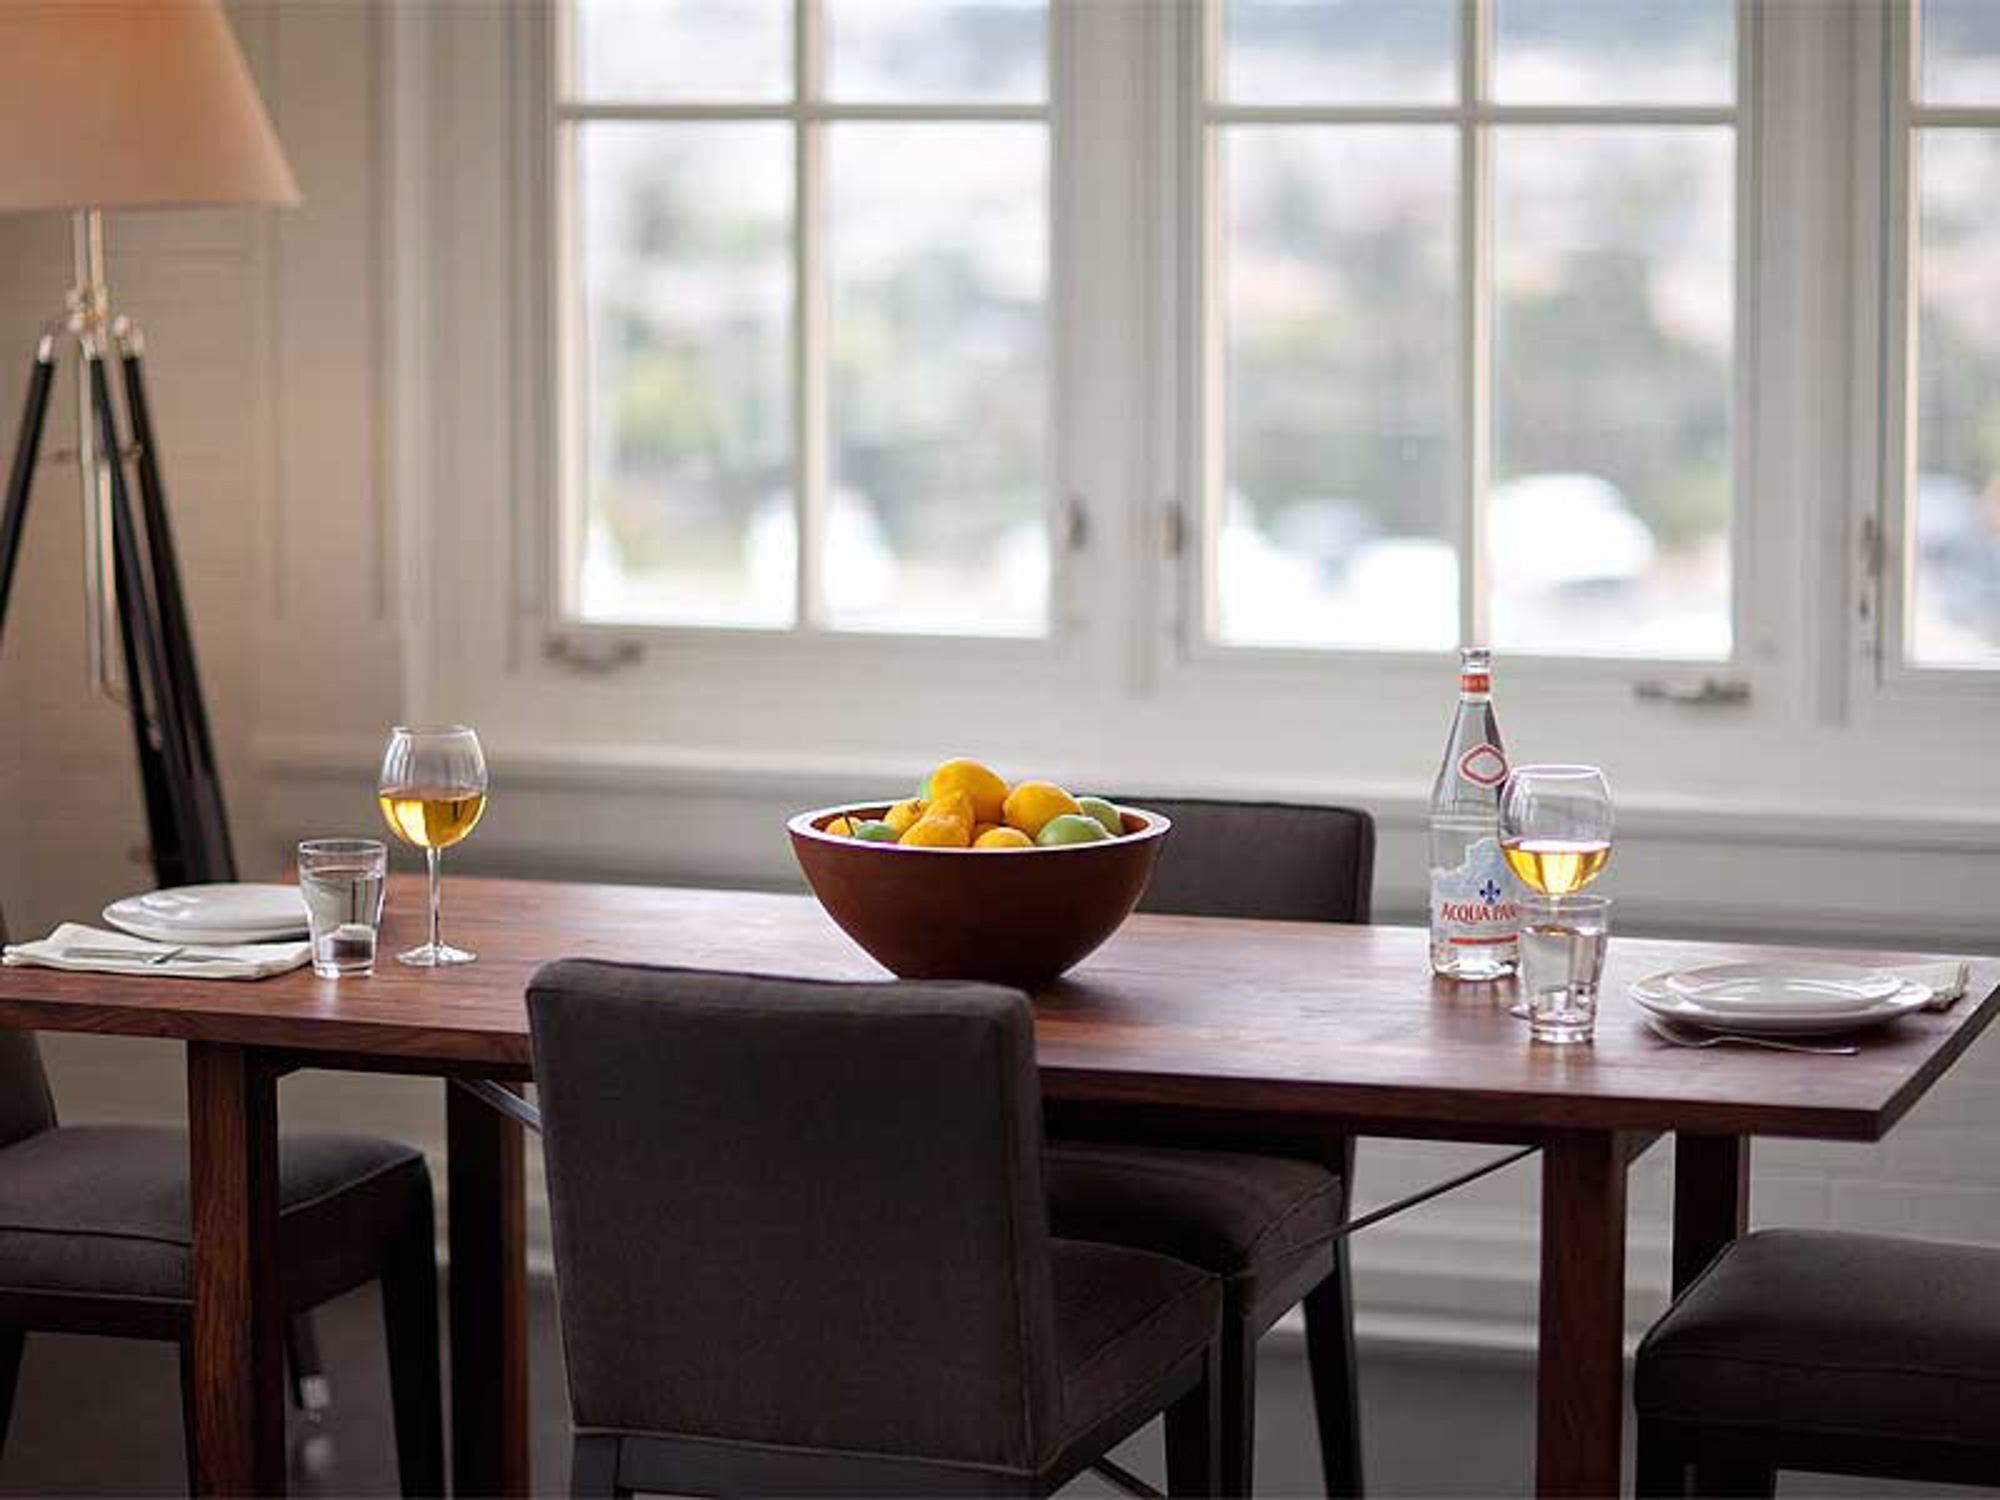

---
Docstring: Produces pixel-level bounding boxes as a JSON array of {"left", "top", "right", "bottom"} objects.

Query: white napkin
[
  {"left": 3, "top": 922, "right": 311, "bottom": 981},
  {"left": 1889, "top": 959, "right": 1971, "bottom": 1011}
]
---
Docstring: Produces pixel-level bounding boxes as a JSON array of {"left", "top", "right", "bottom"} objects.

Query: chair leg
[
  {"left": 177, "top": 1337, "right": 200, "bottom": 1497},
  {"left": 380, "top": 1198, "right": 446, "bottom": 1499},
  {"left": 570, "top": 1433, "right": 629, "bottom": 1499},
  {"left": 285, "top": 1313, "right": 333, "bottom": 1422},
  {"left": 0, "top": 1327, "right": 23, "bottom": 1457},
  {"left": 1633, "top": 1419, "right": 1686, "bottom": 1498},
  {"left": 1302, "top": 1246, "right": 1364, "bottom": 1498},
  {"left": 1212, "top": 1314, "right": 1258, "bottom": 1498},
  {"left": 1163, "top": 1350, "right": 1223, "bottom": 1499},
  {"left": 1689, "top": 1455, "right": 1775, "bottom": 1498}
]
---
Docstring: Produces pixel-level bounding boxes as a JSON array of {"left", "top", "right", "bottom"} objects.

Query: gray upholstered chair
[
  {"left": 0, "top": 1030, "right": 442, "bottom": 1495},
  {"left": 1634, "top": 1228, "right": 2000, "bottom": 1495},
  {"left": 527, "top": 960, "right": 1225, "bottom": 1498},
  {"left": 1043, "top": 798, "right": 1373, "bottom": 1498}
]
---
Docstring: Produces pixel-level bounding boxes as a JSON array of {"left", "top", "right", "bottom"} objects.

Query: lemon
[
  {"left": 974, "top": 825, "right": 1034, "bottom": 850},
  {"left": 900, "top": 812, "right": 972, "bottom": 847},
  {"left": 826, "top": 816, "right": 855, "bottom": 837},
  {"left": 928, "top": 788, "right": 975, "bottom": 826},
  {"left": 972, "top": 821, "right": 1001, "bottom": 842},
  {"left": 883, "top": 797, "right": 926, "bottom": 836},
  {"left": 1002, "top": 781, "right": 1081, "bottom": 839},
  {"left": 926, "top": 758, "right": 1009, "bottom": 825}
]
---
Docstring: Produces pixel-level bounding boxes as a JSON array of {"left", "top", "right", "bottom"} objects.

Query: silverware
[
  {"left": 59, "top": 946, "right": 252, "bottom": 966},
  {"left": 1645, "top": 1016, "right": 1859, "bottom": 1056}
]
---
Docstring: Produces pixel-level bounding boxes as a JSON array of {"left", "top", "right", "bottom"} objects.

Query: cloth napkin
[
  {"left": 2, "top": 923, "right": 311, "bottom": 981},
  {"left": 1889, "top": 959, "right": 1971, "bottom": 1011}
]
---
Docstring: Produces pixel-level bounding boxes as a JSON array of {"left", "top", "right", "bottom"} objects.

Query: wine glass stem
[{"left": 426, "top": 846, "right": 442, "bottom": 954}]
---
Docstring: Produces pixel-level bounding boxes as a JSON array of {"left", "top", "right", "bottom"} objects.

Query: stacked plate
[
  {"left": 102, "top": 884, "right": 309, "bottom": 946},
  {"left": 1631, "top": 960, "right": 1933, "bottom": 1037}
]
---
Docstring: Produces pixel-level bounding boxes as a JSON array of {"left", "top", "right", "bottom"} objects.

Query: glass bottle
[{"left": 1428, "top": 647, "right": 1521, "bottom": 978}]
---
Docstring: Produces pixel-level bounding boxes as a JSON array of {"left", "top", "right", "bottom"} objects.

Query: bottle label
[
  {"left": 1456, "top": 743, "right": 1508, "bottom": 788},
  {"left": 1430, "top": 835, "right": 1521, "bottom": 944}
]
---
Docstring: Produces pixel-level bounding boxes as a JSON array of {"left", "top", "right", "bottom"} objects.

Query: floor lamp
[{"left": 0, "top": 1, "right": 298, "bottom": 889}]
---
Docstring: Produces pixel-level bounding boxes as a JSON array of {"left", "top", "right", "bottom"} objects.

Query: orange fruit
[{"left": 883, "top": 797, "right": 926, "bottom": 836}]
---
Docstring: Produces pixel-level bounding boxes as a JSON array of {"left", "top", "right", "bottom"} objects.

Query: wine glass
[
  {"left": 377, "top": 725, "right": 488, "bottom": 967},
  {"left": 1501, "top": 765, "right": 1612, "bottom": 1017}
]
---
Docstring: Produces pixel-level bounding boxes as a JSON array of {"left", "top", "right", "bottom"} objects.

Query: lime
[
  {"left": 852, "top": 819, "right": 898, "bottom": 843},
  {"left": 1076, "top": 796, "right": 1123, "bottom": 837},
  {"left": 1036, "top": 813, "right": 1110, "bottom": 847}
]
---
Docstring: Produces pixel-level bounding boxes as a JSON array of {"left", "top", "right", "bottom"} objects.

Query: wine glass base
[{"left": 397, "top": 942, "right": 476, "bottom": 967}]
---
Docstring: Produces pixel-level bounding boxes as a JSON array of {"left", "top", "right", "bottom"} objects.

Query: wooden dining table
[{"left": 0, "top": 873, "right": 1991, "bottom": 1498}]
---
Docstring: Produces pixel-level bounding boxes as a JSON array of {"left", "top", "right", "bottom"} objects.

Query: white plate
[
  {"left": 1664, "top": 960, "right": 1901, "bottom": 1010},
  {"left": 1631, "top": 970, "right": 1933, "bottom": 1036},
  {"left": 103, "top": 883, "right": 308, "bottom": 944}
]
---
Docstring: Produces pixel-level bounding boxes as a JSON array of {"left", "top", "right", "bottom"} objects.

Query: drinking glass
[
  {"left": 1500, "top": 764, "right": 1613, "bottom": 1017},
  {"left": 1501, "top": 764, "right": 1614, "bottom": 899},
  {"left": 1520, "top": 893, "right": 1611, "bottom": 1044},
  {"left": 377, "top": 725, "right": 488, "bottom": 966},
  {"left": 298, "top": 839, "right": 387, "bottom": 978}
]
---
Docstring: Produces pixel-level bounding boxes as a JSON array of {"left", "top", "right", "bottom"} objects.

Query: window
[
  {"left": 558, "top": 0, "right": 1051, "bottom": 636},
  {"left": 1902, "top": 0, "right": 2000, "bottom": 668},
  {"left": 1207, "top": 0, "right": 1740, "bottom": 658}
]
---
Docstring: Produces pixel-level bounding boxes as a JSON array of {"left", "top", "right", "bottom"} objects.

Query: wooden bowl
[{"left": 788, "top": 802, "right": 1171, "bottom": 986}]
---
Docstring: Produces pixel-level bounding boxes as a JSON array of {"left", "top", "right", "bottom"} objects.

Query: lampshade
[{"left": 0, "top": 1, "right": 298, "bottom": 213}]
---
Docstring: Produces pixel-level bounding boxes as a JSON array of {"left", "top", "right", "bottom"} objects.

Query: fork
[
  {"left": 60, "top": 945, "right": 254, "bottom": 967},
  {"left": 1645, "top": 1016, "right": 1859, "bottom": 1056}
]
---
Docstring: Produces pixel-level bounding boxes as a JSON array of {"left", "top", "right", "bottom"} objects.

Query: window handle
[
  {"left": 545, "top": 635, "right": 644, "bottom": 673},
  {"left": 1063, "top": 494, "right": 1090, "bottom": 554},
  {"left": 1633, "top": 676, "right": 1750, "bottom": 706}
]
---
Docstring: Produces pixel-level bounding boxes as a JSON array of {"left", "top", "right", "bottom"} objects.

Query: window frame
[
  {"left": 544, "top": 0, "right": 1078, "bottom": 651},
  {"left": 1869, "top": 0, "right": 2000, "bottom": 687},
  {"left": 1170, "top": 0, "right": 1762, "bottom": 675}
]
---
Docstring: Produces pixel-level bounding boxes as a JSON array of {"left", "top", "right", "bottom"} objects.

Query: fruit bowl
[{"left": 788, "top": 802, "right": 1171, "bottom": 986}]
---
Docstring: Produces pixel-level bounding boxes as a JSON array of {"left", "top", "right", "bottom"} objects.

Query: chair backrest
[
  {"left": 1119, "top": 797, "right": 1376, "bottom": 924},
  {"left": 527, "top": 960, "right": 1061, "bottom": 1471},
  {"left": 0, "top": 908, "right": 55, "bottom": 1147}
]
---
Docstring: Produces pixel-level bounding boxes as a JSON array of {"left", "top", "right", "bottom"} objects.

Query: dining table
[{"left": 0, "top": 873, "right": 1991, "bottom": 1498}]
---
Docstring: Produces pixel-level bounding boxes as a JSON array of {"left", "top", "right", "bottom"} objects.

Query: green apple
[
  {"left": 1076, "top": 796, "right": 1123, "bottom": 837},
  {"left": 852, "top": 819, "right": 899, "bottom": 843},
  {"left": 1036, "top": 813, "right": 1110, "bottom": 847}
]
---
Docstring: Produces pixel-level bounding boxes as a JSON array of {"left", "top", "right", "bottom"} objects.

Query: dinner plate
[
  {"left": 1664, "top": 960, "right": 1901, "bottom": 1010},
  {"left": 1631, "top": 970, "right": 1933, "bottom": 1036},
  {"left": 103, "top": 883, "right": 308, "bottom": 944}
]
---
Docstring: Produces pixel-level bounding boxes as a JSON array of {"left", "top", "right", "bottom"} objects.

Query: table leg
[
  {"left": 1535, "top": 1131, "right": 1630, "bottom": 1499},
  {"left": 186, "top": 1043, "right": 284, "bottom": 1496},
  {"left": 447, "top": 1080, "right": 530, "bottom": 1497},
  {"left": 1672, "top": 1134, "right": 1749, "bottom": 1294}
]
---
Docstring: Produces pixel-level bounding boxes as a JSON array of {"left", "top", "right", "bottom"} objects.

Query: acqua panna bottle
[{"left": 1428, "top": 646, "right": 1521, "bottom": 979}]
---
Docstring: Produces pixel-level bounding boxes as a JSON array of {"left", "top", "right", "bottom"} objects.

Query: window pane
[
  {"left": 1491, "top": 128, "right": 1732, "bottom": 658},
  {"left": 1219, "top": 126, "right": 1458, "bottom": 650},
  {"left": 1492, "top": 0, "right": 1733, "bottom": 105},
  {"left": 1222, "top": 0, "right": 1456, "bottom": 105},
  {"left": 573, "top": 124, "right": 794, "bottom": 627},
  {"left": 1922, "top": 0, "right": 2000, "bottom": 107},
  {"left": 570, "top": 0, "right": 791, "bottom": 103},
  {"left": 1913, "top": 130, "right": 2000, "bottom": 666},
  {"left": 826, "top": 0, "right": 1045, "bottom": 104},
  {"left": 828, "top": 124, "right": 1047, "bottom": 634}
]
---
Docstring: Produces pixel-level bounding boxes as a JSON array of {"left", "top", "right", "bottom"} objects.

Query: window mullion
[
  {"left": 795, "top": 0, "right": 828, "bottom": 631},
  {"left": 1460, "top": 0, "right": 1492, "bottom": 647}
]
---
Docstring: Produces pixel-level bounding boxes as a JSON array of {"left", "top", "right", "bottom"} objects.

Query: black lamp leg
[
  {"left": 86, "top": 348, "right": 202, "bottom": 889},
  {"left": 118, "top": 345, "right": 236, "bottom": 882},
  {"left": 0, "top": 343, "right": 57, "bottom": 649}
]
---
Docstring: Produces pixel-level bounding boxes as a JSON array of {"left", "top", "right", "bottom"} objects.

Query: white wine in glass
[
  {"left": 378, "top": 725, "right": 488, "bottom": 966},
  {"left": 1500, "top": 764, "right": 1612, "bottom": 1017}
]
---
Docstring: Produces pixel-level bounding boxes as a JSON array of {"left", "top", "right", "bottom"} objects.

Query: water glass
[
  {"left": 1520, "top": 893, "right": 1611, "bottom": 1044},
  {"left": 298, "top": 839, "right": 388, "bottom": 979}
]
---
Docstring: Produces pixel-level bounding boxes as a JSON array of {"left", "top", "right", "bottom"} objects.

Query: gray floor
[{"left": 0, "top": 1280, "right": 1983, "bottom": 1497}]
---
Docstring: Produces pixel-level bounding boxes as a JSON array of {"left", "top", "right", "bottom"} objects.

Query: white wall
[{"left": 0, "top": 0, "right": 1993, "bottom": 1355}]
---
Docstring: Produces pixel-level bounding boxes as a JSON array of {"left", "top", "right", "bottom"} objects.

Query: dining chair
[
  {"left": 0, "top": 1028, "right": 443, "bottom": 1495},
  {"left": 527, "top": 959, "right": 1226, "bottom": 1498},
  {"left": 1042, "top": 797, "right": 1374, "bottom": 1498},
  {"left": 1634, "top": 1228, "right": 2000, "bottom": 1495}
]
